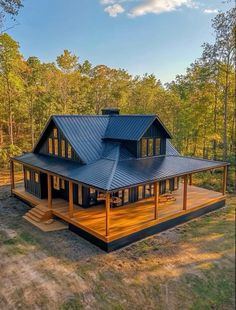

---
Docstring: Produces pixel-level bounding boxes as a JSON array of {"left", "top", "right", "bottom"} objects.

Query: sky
[{"left": 6, "top": 0, "right": 231, "bottom": 84}]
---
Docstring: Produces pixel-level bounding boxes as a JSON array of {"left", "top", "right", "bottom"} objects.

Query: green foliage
[{"left": 0, "top": 8, "right": 235, "bottom": 191}]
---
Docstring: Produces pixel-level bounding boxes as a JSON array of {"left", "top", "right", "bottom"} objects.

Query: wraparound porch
[{"left": 12, "top": 184, "right": 225, "bottom": 243}]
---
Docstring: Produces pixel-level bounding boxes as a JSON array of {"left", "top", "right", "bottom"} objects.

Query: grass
[{"left": 0, "top": 191, "right": 235, "bottom": 310}]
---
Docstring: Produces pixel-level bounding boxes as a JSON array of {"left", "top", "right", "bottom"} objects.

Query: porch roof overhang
[{"left": 12, "top": 153, "right": 229, "bottom": 192}]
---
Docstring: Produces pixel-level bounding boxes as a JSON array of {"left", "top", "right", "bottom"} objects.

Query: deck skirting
[{"left": 69, "top": 199, "right": 226, "bottom": 252}]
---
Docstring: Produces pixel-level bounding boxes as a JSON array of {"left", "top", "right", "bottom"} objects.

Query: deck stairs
[
  {"left": 23, "top": 203, "right": 53, "bottom": 223},
  {"left": 23, "top": 201, "right": 68, "bottom": 232}
]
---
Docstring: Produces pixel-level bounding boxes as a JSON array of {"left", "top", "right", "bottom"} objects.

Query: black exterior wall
[{"left": 69, "top": 199, "right": 226, "bottom": 252}]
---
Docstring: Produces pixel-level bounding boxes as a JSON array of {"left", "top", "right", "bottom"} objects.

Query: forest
[{"left": 0, "top": 7, "right": 235, "bottom": 191}]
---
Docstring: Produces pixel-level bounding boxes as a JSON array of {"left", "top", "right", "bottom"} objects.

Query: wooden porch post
[
  {"left": 154, "top": 181, "right": 159, "bottom": 219},
  {"left": 183, "top": 175, "right": 187, "bottom": 211},
  {"left": 222, "top": 166, "right": 227, "bottom": 195},
  {"left": 189, "top": 174, "right": 193, "bottom": 186},
  {"left": 105, "top": 192, "right": 110, "bottom": 237},
  {"left": 47, "top": 174, "right": 52, "bottom": 209},
  {"left": 69, "top": 181, "right": 74, "bottom": 217},
  {"left": 10, "top": 160, "right": 15, "bottom": 192}
]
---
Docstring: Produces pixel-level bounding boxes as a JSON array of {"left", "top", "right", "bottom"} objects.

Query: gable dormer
[
  {"left": 103, "top": 115, "right": 172, "bottom": 158},
  {"left": 33, "top": 118, "right": 82, "bottom": 163},
  {"left": 138, "top": 119, "right": 170, "bottom": 158}
]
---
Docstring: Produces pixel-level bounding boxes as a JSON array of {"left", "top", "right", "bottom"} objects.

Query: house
[{"left": 10, "top": 108, "right": 228, "bottom": 251}]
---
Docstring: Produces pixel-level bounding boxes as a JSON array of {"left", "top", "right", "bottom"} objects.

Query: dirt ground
[{"left": 0, "top": 184, "right": 235, "bottom": 310}]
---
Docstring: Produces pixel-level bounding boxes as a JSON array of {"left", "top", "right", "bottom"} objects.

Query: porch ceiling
[{"left": 13, "top": 152, "right": 228, "bottom": 192}]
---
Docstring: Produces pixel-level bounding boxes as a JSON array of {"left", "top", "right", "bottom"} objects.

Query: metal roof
[
  {"left": 53, "top": 115, "right": 110, "bottom": 164},
  {"left": 33, "top": 114, "right": 173, "bottom": 164},
  {"left": 166, "top": 140, "right": 180, "bottom": 156},
  {"left": 14, "top": 152, "right": 227, "bottom": 191},
  {"left": 103, "top": 115, "right": 172, "bottom": 140}
]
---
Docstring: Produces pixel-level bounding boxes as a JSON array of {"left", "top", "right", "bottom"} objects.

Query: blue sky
[{"left": 6, "top": 0, "right": 231, "bottom": 83}]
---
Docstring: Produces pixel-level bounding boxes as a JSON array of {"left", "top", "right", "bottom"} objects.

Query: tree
[
  {"left": 0, "top": 0, "right": 23, "bottom": 31},
  {"left": 0, "top": 33, "right": 25, "bottom": 145},
  {"left": 56, "top": 49, "right": 78, "bottom": 74}
]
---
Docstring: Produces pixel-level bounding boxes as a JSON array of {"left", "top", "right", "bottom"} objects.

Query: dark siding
[
  {"left": 37, "top": 120, "right": 82, "bottom": 163},
  {"left": 24, "top": 166, "right": 42, "bottom": 198}
]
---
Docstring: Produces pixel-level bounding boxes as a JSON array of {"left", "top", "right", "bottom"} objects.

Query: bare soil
[{"left": 0, "top": 184, "right": 235, "bottom": 310}]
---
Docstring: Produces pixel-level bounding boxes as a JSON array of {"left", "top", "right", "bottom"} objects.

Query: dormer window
[
  {"left": 148, "top": 139, "right": 153, "bottom": 156},
  {"left": 141, "top": 139, "right": 147, "bottom": 157},
  {"left": 141, "top": 137, "right": 162, "bottom": 157},
  {"left": 155, "top": 138, "right": 161, "bottom": 155}
]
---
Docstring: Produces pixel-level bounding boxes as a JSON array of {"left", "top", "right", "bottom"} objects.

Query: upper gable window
[
  {"left": 67, "top": 143, "right": 72, "bottom": 159},
  {"left": 53, "top": 128, "right": 58, "bottom": 138},
  {"left": 54, "top": 139, "right": 58, "bottom": 155},
  {"left": 48, "top": 138, "right": 53, "bottom": 154}
]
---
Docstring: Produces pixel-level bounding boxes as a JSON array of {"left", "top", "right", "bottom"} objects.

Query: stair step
[
  {"left": 28, "top": 209, "right": 44, "bottom": 218},
  {"left": 25, "top": 213, "right": 41, "bottom": 223},
  {"left": 30, "top": 208, "right": 45, "bottom": 217}
]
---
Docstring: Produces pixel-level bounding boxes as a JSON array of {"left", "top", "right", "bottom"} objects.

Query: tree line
[{"left": 0, "top": 8, "right": 235, "bottom": 190}]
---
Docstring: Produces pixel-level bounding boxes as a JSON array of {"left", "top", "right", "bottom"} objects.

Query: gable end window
[
  {"left": 53, "top": 128, "right": 58, "bottom": 138},
  {"left": 61, "top": 140, "right": 65, "bottom": 157},
  {"left": 54, "top": 139, "right": 58, "bottom": 155},
  {"left": 48, "top": 138, "right": 53, "bottom": 154}
]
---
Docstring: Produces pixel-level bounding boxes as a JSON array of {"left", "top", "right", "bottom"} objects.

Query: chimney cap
[{"left": 101, "top": 107, "right": 120, "bottom": 116}]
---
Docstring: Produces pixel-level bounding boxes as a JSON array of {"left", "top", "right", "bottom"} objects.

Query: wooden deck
[{"left": 13, "top": 185, "right": 224, "bottom": 242}]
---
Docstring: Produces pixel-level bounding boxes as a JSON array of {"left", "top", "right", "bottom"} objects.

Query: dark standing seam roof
[
  {"left": 166, "top": 140, "right": 180, "bottom": 155},
  {"left": 53, "top": 115, "right": 109, "bottom": 164},
  {"left": 15, "top": 113, "right": 228, "bottom": 191},
  {"left": 103, "top": 115, "right": 155, "bottom": 140},
  {"left": 14, "top": 152, "right": 228, "bottom": 191}
]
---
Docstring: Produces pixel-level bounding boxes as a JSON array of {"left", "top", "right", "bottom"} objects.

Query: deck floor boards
[{"left": 13, "top": 184, "right": 224, "bottom": 242}]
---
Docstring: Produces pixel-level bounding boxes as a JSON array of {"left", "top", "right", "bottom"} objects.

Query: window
[
  {"left": 141, "top": 138, "right": 147, "bottom": 157},
  {"left": 123, "top": 189, "right": 129, "bottom": 203},
  {"left": 78, "top": 184, "right": 83, "bottom": 205},
  {"left": 54, "top": 139, "right": 58, "bottom": 155},
  {"left": 48, "top": 138, "right": 53, "bottom": 154},
  {"left": 67, "top": 143, "right": 72, "bottom": 159},
  {"left": 145, "top": 184, "right": 151, "bottom": 197},
  {"left": 26, "top": 170, "right": 30, "bottom": 181},
  {"left": 53, "top": 176, "right": 60, "bottom": 190},
  {"left": 150, "top": 184, "right": 154, "bottom": 196},
  {"left": 155, "top": 138, "right": 161, "bottom": 155},
  {"left": 61, "top": 179, "right": 65, "bottom": 189},
  {"left": 61, "top": 140, "right": 65, "bottom": 157},
  {"left": 34, "top": 172, "right": 39, "bottom": 183},
  {"left": 138, "top": 186, "right": 144, "bottom": 200},
  {"left": 53, "top": 128, "right": 58, "bottom": 138},
  {"left": 166, "top": 180, "right": 170, "bottom": 192},
  {"left": 174, "top": 177, "right": 178, "bottom": 190},
  {"left": 90, "top": 188, "right": 96, "bottom": 205},
  {"left": 148, "top": 139, "right": 153, "bottom": 156}
]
